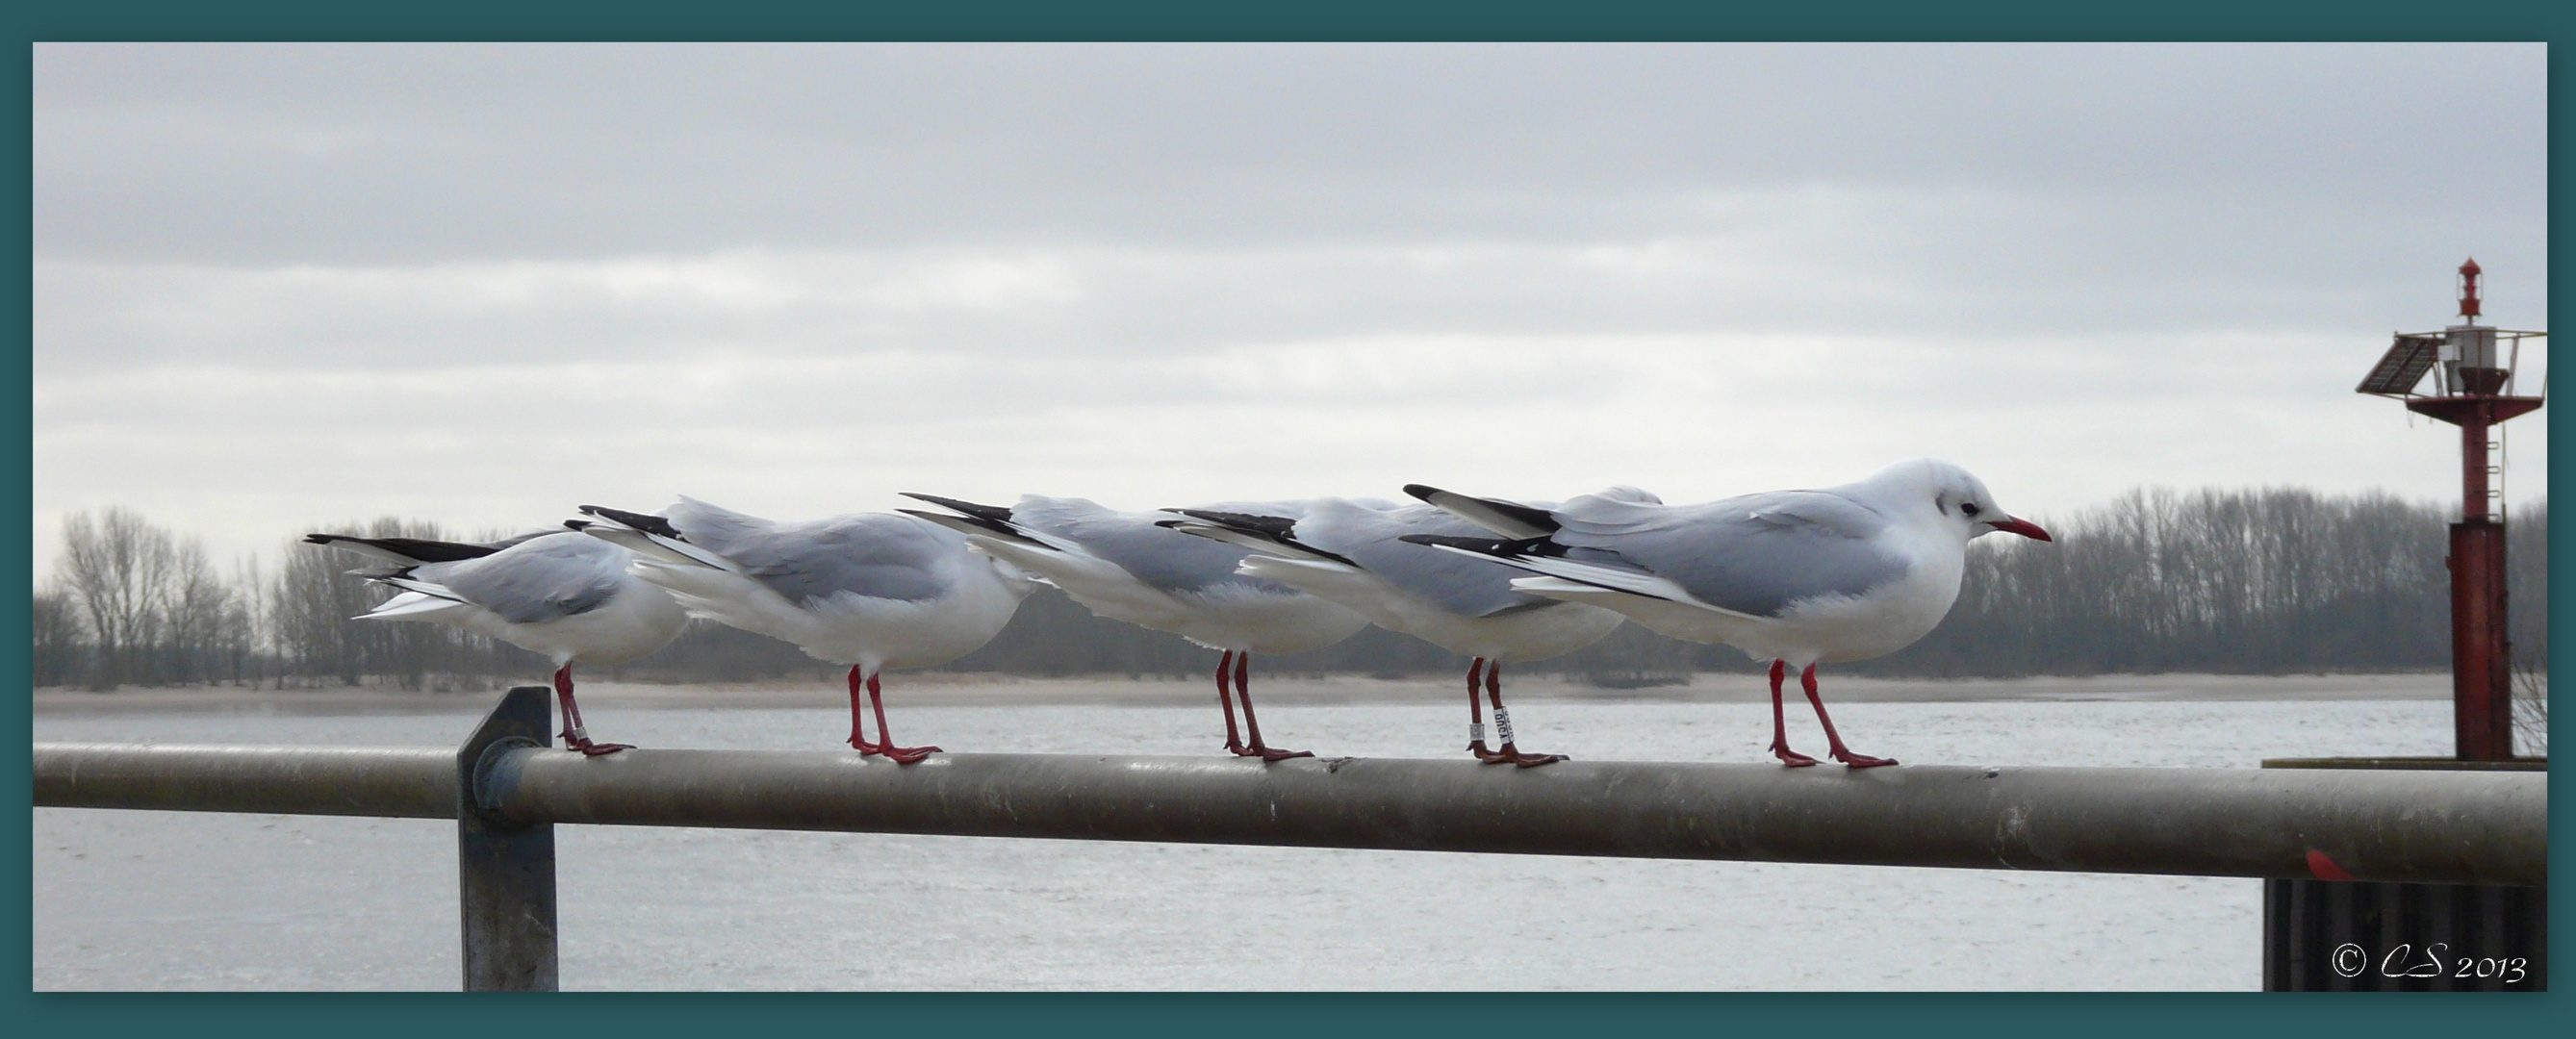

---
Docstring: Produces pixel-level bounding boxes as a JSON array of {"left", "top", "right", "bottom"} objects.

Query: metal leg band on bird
[
  {"left": 1483, "top": 662, "right": 1566, "bottom": 768},
  {"left": 551, "top": 665, "right": 630, "bottom": 756}
]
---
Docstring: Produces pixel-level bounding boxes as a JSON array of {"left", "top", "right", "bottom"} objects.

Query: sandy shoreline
[{"left": 32, "top": 672, "right": 2449, "bottom": 717}]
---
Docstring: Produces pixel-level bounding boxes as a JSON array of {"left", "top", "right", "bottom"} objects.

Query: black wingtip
[
  {"left": 1398, "top": 532, "right": 1561, "bottom": 558},
  {"left": 1404, "top": 485, "right": 1560, "bottom": 535},
  {"left": 1171, "top": 509, "right": 1363, "bottom": 568},
  {"left": 898, "top": 493, "right": 1016, "bottom": 525},
  {"left": 1172, "top": 508, "right": 1299, "bottom": 540},
  {"left": 561, "top": 520, "right": 592, "bottom": 531},
  {"left": 1398, "top": 532, "right": 1492, "bottom": 551},
  {"left": 301, "top": 534, "right": 500, "bottom": 563},
  {"left": 896, "top": 507, "right": 1037, "bottom": 544},
  {"left": 578, "top": 505, "right": 682, "bottom": 540}
]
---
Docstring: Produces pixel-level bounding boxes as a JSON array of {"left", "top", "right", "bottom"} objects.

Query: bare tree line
[
  {"left": 34, "top": 510, "right": 539, "bottom": 692},
  {"left": 30, "top": 489, "right": 2546, "bottom": 693},
  {"left": 1882, "top": 488, "right": 2540, "bottom": 676}
]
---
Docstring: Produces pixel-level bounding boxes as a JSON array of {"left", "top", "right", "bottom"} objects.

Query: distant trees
[
  {"left": 48, "top": 507, "right": 258, "bottom": 690},
  {"left": 30, "top": 588, "right": 84, "bottom": 688},
  {"left": 2508, "top": 500, "right": 2548, "bottom": 750},
  {"left": 27, "top": 489, "right": 2549, "bottom": 690},
  {"left": 265, "top": 518, "right": 541, "bottom": 691},
  {"left": 40, "top": 510, "right": 538, "bottom": 693},
  {"left": 1876, "top": 487, "right": 2463, "bottom": 675}
]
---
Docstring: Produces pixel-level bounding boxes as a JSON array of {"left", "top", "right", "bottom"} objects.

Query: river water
[{"left": 32, "top": 687, "right": 2458, "bottom": 990}]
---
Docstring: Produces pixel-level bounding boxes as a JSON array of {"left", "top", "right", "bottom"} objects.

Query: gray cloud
[
  {"left": 36, "top": 43, "right": 2543, "bottom": 263},
  {"left": 30, "top": 42, "right": 2549, "bottom": 576}
]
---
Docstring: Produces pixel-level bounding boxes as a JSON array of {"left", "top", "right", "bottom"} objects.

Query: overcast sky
[{"left": 30, "top": 42, "right": 2550, "bottom": 577}]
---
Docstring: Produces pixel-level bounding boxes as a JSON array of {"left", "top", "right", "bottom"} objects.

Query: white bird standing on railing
[
  {"left": 899, "top": 494, "right": 1369, "bottom": 761},
  {"left": 303, "top": 529, "right": 687, "bottom": 755},
  {"left": 1404, "top": 459, "right": 2052, "bottom": 768},
  {"left": 574, "top": 497, "right": 1041, "bottom": 764},
  {"left": 1158, "top": 494, "right": 1645, "bottom": 767}
]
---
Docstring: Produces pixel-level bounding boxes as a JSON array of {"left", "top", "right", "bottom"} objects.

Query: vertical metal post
[
  {"left": 456, "top": 687, "right": 558, "bottom": 991},
  {"left": 2448, "top": 520, "right": 2512, "bottom": 760},
  {"left": 2452, "top": 397, "right": 2509, "bottom": 761}
]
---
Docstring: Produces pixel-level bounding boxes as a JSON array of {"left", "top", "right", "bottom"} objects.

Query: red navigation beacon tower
[{"left": 2355, "top": 260, "right": 2546, "bottom": 760}]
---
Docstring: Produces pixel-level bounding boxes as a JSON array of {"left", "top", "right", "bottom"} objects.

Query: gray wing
[
  {"left": 1314, "top": 502, "right": 1553, "bottom": 618},
  {"left": 1012, "top": 495, "right": 1296, "bottom": 596},
  {"left": 423, "top": 531, "right": 625, "bottom": 624},
  {"left": 1554, "top": 491, "right": 1908, "bottom": 617},
  {"left": 735, "top": 514, "right": 960, "bottom": 605}
]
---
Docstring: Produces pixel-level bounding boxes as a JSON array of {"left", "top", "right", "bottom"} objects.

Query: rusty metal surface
[
  {"left": 2449, "top": 520, "right": 2514, "bottom": 760},
  {"left": 35, "top": 735, "right": 2548, "bottom": 887}
]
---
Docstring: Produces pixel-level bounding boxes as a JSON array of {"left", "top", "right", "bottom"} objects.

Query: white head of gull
[
  {"left": 1405, "top": 459, "right": 2052, "bottom": 768},
  {"left": 303, "top": 528, "right": 687, "bottom": 755},
  {"left": 899, "top": 493, "right": 1370, "bottom": 761},
  {"left": 574, "top": 496, "right": 1041, "bottom": 764}
]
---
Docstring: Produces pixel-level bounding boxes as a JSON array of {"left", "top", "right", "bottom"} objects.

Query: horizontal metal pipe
[
  {"left": 34, "top": 744, "right": 456, "bottom": 820},
  {"left": 36, "top": 742, "right": 2542, "bottom": 885}
]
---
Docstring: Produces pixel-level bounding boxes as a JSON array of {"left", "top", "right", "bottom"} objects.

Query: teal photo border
[{"left": 12, "top": 2, "right": 2565, "bottom": 1034}]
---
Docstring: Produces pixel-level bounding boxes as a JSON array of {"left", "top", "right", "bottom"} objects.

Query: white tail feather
[
  {"left": 1160, "top": 520, "right": 1337, "bottom": 562},
  {"left": 1235, "top": 554, "right": 1363, "bottom": 581},
  {"left": 356, "top": 589, "right": 463, "bottom": 621},
  {"left": 1422, "top": 544, "right": 1740, "bottom": 615},
  {"left": 579, "top": 521, "right": 739, "bottom": 571},
  {"left": 378, "top": 575, "right": 466, "bottom": 602}
]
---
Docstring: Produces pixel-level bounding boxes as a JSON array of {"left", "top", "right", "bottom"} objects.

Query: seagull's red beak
[{"left": 1988, "top": 516, "right": 2052, "bottom": 542}]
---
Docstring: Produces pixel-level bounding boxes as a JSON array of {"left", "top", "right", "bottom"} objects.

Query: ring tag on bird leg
[
  {"left": 1492, "top": 708, "right": 1515, "bottom": 744},
  {"left": 1469, "top": 722, "right": 1486, "bottom": 743}
]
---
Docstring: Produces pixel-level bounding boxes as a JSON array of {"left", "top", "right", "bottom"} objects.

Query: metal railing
[{"left": 35, "top": 687, "right": 2549, "bottom": 990}]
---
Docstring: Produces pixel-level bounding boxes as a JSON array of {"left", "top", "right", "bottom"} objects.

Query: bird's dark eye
[{"left": 1960, "top": 502, "right": 1982, "bottom": 518}]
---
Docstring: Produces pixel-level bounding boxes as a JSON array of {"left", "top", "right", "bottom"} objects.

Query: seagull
[
  {"left": 1159, "top": 494, "right": 1647, "bottom": 767},
  {"left": 302, "top": 529, "right": 687, "bottom": 755},
  {"left": 1403, "top": 459, "right": 2052, "bottom": 768},
  {"left": 899, "top": 494, "right": 1370, "bottom": 761},
  {"left": 574, "top": 497, "right": 1041, "bottom": 764}
]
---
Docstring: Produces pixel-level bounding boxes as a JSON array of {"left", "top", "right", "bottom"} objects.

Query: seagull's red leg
[
  {"left": 1488, "top": 660, "right": 1567, "bottom": 768},
  {"left": 1233, "top": 652, "right": 1312, "bottom": 761},
  {"left": 553, "top": 664, "right": 631, "bottom": 756},
  {"left": 846, "top": 665, "right": 880, "bottom": 754},
  {"left": 867, "top": 671, "right": 941, "bottom": 764},
  {"left": 1801, "top": 665, "right": 1897, "bottom": 769},
  {"left": 1467, "top": 658, "right": 1508, "bottom": 761},
  {"left": 1215, "top": 650, "right": 1252, "bottom": 756},
  {"left": 1768, "top": 659, "right": 1818, "bottom": 767},
  {"left": 550, "top": 664, "right": 579, "bottom": 744}
]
